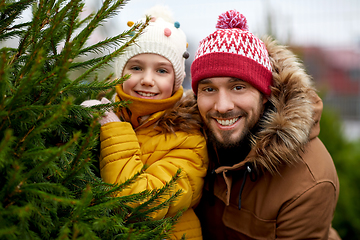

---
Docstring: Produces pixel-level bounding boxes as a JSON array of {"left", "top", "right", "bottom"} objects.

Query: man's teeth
[
  {"left": 216, "top": 118, "right": 238, "bottom": 126},
  {"left": 138, "top": 92, "right": 156, "bottom": 97}
]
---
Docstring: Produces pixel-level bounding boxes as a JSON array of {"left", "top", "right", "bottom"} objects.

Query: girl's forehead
[{"left": 129, "top": 53, "right": 171, "bottom": 63}]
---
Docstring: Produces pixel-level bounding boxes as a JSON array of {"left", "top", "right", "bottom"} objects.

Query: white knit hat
[{"left": 116, "top": 5, "right": 189, "bottom": 92}]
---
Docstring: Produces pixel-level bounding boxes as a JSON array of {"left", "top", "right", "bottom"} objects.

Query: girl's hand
[{"left": 81, "top": 98, "right": 121, "bottom": 126}]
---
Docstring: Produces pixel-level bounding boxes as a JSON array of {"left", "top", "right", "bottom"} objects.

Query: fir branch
[
  {"left": 1, "top": 0, "right": 182, "bottom": 238},
  {"left": 21, "top": 182, "right": 72, "bottom": 197},
  {"left": 18, "top": 98, "right": 73, "bottom": 152},
  {"left": 0, "top": 49, "right": 9, "bottom": 104},
  {"left": 77, "top": 33, "right": 129, "bottom": 57},
  {"left": 4, "top": 21, "right": 30, "bottom": 32},
  {"left": 60, "top": 18, "right": 149, "bottom": 96},
  {"left": 23, "top": 188, "right": 79, "bottom": 206},
  {"left": 0, "top": 0, "right": 34, "bottom": 36},
  {"left": 70, "top": 0, "right": 127, "bottom": 51},
  {"left": 61, "top": 117, "right": 98, "bottom": 185},
  {"left": 10, "top": 0, "right": 46, "bottom": 67},
  {"left": 21, "top": 132, "right": 80, "bottom": 183},
  {"left": 7, "top": 103, "right": 63, "bottom": 117},
  {"left": 0, "top": 30, "right": 23, "bottom": 42},
  {"left": 13, "top": 0, "right": 76, "bottom": 81},
  {"left": 69, "top": 76, "right": 126, "bottom": 97},
  {"left": 64, "top": 0, "right": 83, "bottom": 44},
  {"left": 68, "top": 185, "right": 93, "bottom": 225},
  {"left": 0, "top": 160, "right": 24, "bottom": 208},
  {"left": 0, "top": 129, "right": 15, "bottom": 169},
  {"left": 8, "top": 48, "right": 46, "bottom": 113},
  {"left": 0, "top": 226, "right": 17, "bottom": 239},
  {"left": 127, "top": 169, "right": 183, "bottom": 222},
  {"left": 43, "top": 44, "right": 73, "bottom": 105},
  {"left": 70, "top": 53, "right": 111, "bottom": 70},
  {"left": 92, "top": 168, "right": 147, "bottom": 202}
]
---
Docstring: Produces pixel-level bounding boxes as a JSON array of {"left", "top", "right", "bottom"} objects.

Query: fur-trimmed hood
[
  {"left": 247, "top": 36, "right": 322, "bottom": 174},
  {"left": 155, "top": 90, "right": 204, "bottom": 135}
]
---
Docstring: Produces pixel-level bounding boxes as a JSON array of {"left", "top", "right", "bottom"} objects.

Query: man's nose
[
  {"left": 214, "top": 90, "right": 234, "bottom": 113},
  {"left": 141, "top": 70, "right": 154, "bottom": 86}
]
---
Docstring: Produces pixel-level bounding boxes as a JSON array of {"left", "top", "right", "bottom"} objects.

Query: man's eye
[
  {"left": 233, "top": 85, "right": 244, "bottom": 91},
  {"left": 203, "top": 87, "right": 214, "bottom": 92}
]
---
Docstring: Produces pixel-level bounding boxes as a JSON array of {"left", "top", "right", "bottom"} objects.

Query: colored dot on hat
[
  {"left": 164, "top": 28, "right": 171, "bottom": 37},
  {"left": 174, "top": 21, "right": 180, "bottom": 28},
  {"left": 183, "top": 51, "right": 190, "bottom": 59}
]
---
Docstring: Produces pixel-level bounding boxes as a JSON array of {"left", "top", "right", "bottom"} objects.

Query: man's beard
[
  {"left": 205, "top": 107, "right": 258, "bottom": 149},
  {"left": 206, "top": 110, "right": 251, "bottom": 150},
  {"left": 205, "top": 121, "right": 257, "bottom": 166},
  {"left": 204, "top": 99, "right": 267, "bottom": 166}
]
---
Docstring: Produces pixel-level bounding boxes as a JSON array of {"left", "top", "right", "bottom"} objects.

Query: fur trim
[
  {"left": 249, "top": 37, "right": 316, "bottom": 174},
  {"left": 156, "top": 90, "right": 202, "bottom": 134}
]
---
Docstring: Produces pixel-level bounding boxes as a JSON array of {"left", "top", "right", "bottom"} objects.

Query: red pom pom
[{"left": 216, "top": 10, "right": 249, "bottom": 31}]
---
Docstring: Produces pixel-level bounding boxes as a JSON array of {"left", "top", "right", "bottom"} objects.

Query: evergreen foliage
[
  {"left": 0, "top": 0, "right": 182, "bottom": 239},
  {"left": 318, "top": 106, "right": 360, "bottom": 240}
]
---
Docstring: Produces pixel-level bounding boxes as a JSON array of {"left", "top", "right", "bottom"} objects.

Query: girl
[{"left": 82, "top": 6, "right": 208, "bottom": 240}]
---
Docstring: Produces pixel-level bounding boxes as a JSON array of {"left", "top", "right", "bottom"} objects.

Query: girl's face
[{"left": 122, "top": 54, "right": 175, "bottom": 100}]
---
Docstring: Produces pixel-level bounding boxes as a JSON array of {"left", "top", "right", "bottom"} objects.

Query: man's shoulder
[
  {"left": 262, "top": 136, "right": 338, "bottom": 196},
  {"left": 302, "top": 137, "right": 338, "bottom": 184}
]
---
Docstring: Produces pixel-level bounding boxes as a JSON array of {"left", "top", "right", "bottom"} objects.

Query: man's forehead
[{"left": 198, "top": 77, "right": 245, "bottom": 84}]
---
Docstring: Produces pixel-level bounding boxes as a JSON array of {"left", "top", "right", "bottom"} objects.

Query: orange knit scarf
[{"left": 115, "top": 85, "right": 183, "bottom": 128}]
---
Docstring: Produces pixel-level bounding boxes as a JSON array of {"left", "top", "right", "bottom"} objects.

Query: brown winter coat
[{"left": 194, "top": 37, "right": 341, "bottom": 239}]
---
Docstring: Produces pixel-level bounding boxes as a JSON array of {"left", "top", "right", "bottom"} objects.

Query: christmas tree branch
[
  {"left": 61, "top": 18, "right": 149, "bottom": 95},
  {"left": 0, "top": 0, "right": 33, "bottom": 37},
  {"left": 17, "top": 98, "right": 72, "bottom": 153},
  {"left": 71, "top": 0, "right": 125, "bottom": 51},
  {"left": 0, "top": 0, "right": 182, "bottom": 238},
  {"left": 61, "top": 117, "right": 98, "bottom": 185}
]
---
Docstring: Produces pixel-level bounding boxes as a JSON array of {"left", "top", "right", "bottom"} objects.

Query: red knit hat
[{"left": 191, "top": 10, "right": 272, "bottom": 95}]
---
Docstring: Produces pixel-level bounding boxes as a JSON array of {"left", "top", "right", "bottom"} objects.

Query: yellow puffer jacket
[{"left": 100, "top": 88, "right": 208, "bottom": 240}]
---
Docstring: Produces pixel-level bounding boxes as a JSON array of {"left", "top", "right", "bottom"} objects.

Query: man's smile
[{"left": 215, "top": 117, "right": 240, "bottom": 126}]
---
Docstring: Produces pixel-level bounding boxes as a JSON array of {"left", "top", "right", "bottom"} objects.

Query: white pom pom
[{"left": 144, "top": 5, "right": 174, "bottom": 23}]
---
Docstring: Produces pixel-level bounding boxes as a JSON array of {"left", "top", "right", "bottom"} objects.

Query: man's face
[{"left": 197, "top": 77, "right": 267, "bottom": 148}]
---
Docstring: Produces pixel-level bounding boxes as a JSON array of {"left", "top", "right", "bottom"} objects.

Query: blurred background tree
[{"left": 318, "top": 104, "right": 360, "bottom": 239}]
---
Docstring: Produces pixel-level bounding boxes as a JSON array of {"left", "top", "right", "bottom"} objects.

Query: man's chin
[{"left": 207, "top": 130, "right": 242, "bottom": 150}]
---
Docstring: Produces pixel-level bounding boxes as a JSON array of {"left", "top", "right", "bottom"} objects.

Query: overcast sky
[
  {"left": 13, "top": 0, "right": 360, "bottom": 50},
  {"left": 82, "top": 0, "right": 360, "bottom": 88},
  {"left": 99, "top": 0, "right": 360, "bottom": 50}
]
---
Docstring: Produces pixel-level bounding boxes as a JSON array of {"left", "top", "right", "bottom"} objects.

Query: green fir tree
[{"left": 0, "top": 0, "right": 182, "bottom": 239}]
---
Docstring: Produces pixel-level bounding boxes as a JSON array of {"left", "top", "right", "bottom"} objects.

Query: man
[{"left": 190, "top": 10, "right": 340, "bottom": 239}]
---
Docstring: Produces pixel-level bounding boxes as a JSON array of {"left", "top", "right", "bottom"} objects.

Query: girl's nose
[{"left": 140, "top": 70, "right": 155, "bottom": 86}]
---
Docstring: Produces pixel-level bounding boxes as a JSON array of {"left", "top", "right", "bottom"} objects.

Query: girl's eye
[
  {"left": 131, "top": 66, "right": 141, "bottom": 71},
  {"left": 158, "top": 68, "right": 168, "bottom": 74}
]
